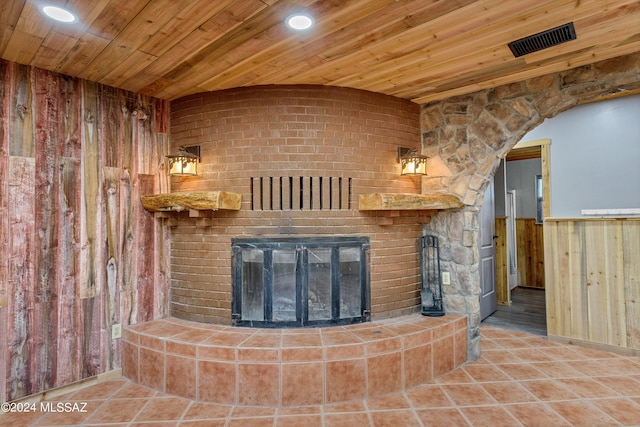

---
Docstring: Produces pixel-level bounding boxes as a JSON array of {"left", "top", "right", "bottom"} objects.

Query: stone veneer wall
[
  {"left": 420, "top": 53, "right": 640, "bottom": 359},
  {"left": 169, "top": 86, "right": 429, "bottom": 324}
]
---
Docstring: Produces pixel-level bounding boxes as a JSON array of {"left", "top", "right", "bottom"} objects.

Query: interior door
[{"left": 479, "top": 179, "right": 497, "bottom": 320}]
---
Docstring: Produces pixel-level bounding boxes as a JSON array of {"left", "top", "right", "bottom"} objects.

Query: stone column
[{"left": 424, "top": 207, "right": 481, "bottom": 359}]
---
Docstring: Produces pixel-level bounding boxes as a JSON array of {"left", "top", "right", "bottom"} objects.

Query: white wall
[
  {"left": 506, "top": 159, "right": 542, "bottom": 219},
  {"left": 522, "top": 94, "right": 640, "bottom": 218}
]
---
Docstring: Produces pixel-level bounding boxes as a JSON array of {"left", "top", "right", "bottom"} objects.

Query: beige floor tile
[
  {"left": 434, "top": 367, "right": 475, "bottom": 384},
  {"left": 592, "top": 397, "right": 640, "bottom": 425},
  {"left": 496, "top": 362, "right": 548, "bottom": 380},
  {"left": 481, "top": 381, "right": 538, "bottom": 404},
  {"left": 440, "top": 383, "right": 498, "bottom": 406},
  {"left": 365, "top": 393, "right": 411, "bottom": 411},
  {"left": 180, "top": 420, "right": 226, "bottom": 427},
  {"left": 323, "top": 411, "right": 372, "bottom": 427},
  {"left": 462, "top": 363, "right": 512, "bottom": 382},
  {"left": 406, "top": 384, "right": 455, "bottom": 408},
  {"left": 505, "top": 402, "right": 572, "bottom": 427},
  {"left": 459, "top": 405, "right": 521, "bottom": 427},
  {"left": 227, "top": 417, "right": 275, "bottom": 427},
  {"left": 557, "top": 377, "right": 621, "bottom": 398},
  {"left": 182, "top": 402, "right": 232, "bottom": 420},
  {"left": 133, "top": 396, "right": 191, "bottom": 422},
  {"left": 368, "top": 409, "right": 422, "bottom": 427},
  {"left": 83, "top": 398, "right": 147, "bottom": 424},
  {"left": 481, "top": 349, "right": 524, "bottom": 364},
  {"left": 594, "top": 375, "right": 640, "bottom": 395},
  {"left": 275, "top": 414, "right": 323, "bottom": 427},
  {"left": 547, "top": 400, "right": 620, "bottom": 426},
  {"left": 527, "top": 361, "right": 585, "bottom": 378},
  {"left": 520, "top": 379, "right": 581, "bottom": 401},
  {"left": 415, "top": 408, "right": 470, "bottom": 427}
]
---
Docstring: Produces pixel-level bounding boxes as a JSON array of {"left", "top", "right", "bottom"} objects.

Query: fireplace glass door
[{"left": 232, "top": 237, "right": 370, "bottom": 327}]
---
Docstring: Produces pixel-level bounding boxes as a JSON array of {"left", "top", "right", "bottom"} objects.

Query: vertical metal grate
[
  {"left": 419, "top": 235, "right": 445, "bottom": 317},
  {"left": 508, "top": 22, "right": 576, "bottom": 57},
  {"left": 250, "top": 176, "right": 352, "bottom": 211}
]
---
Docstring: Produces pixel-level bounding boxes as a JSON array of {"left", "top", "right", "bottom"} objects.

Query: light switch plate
[
  {"left": 442, "top": 272, "right": 451, "bottom": 285},
  {"left": 112, "top": 324, "right": 122, "bottom": 339}
]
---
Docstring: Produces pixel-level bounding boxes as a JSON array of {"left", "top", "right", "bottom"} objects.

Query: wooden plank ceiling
[{"left": 1, "top": 0, "right": 639, "bottom": 102}]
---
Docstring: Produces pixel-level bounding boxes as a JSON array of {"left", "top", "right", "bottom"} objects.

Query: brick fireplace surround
[
  {"left": 123, "top": 86, "right": 469, "bottom": 404},
  {"left": 167, "top": 85, "right": 440, "bottom": 324}
]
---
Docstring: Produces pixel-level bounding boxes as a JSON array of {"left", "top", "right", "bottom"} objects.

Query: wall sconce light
[
  {"left": 167, "top": 145, "right": 200, "bottom": 176},
  {"left": 398, "top": 147, "right": 428, "bottom": 176}
]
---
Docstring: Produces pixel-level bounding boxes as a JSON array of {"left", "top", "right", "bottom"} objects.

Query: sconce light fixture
[
  {"left": 167, "top": 145, "right": 200, "bottom": 176},
  {"left": 398, "top": 147, "right": 428, "bottom": 176}
]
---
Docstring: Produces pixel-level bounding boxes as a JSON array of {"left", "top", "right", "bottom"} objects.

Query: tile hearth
[{"left": 122, "top": 314, "right": 468, "bottom": 406}]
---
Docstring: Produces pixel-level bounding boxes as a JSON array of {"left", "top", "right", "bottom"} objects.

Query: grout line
[{"left": 402, "top": 391, "right": 426, "bottom": 427}]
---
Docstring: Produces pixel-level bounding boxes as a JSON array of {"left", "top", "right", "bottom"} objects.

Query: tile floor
[{"left": 2, "top": 326, "right": 640, "bottom": 427}]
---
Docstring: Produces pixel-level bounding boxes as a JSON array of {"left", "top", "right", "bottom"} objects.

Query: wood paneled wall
[
  {"left": 0, "top": 60, "right": 170, "bottom": 401},
  {"left": 494, "top": 217, "right": 510, "bottom": 305},
  {"left": 495, "top": 217, "right": 544, "bottom": 306},
  {"left": 516, "top": 218, "right": 544, "bottom": 289},
  {"left": 544, "top": 218, "right": 640, "bottom": 352}
]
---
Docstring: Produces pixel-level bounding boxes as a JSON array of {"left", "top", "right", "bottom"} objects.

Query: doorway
[
  {"left": 482, "top": 287, "right": 546, "bottom": 335},
  {"left": 483, "top": 139, "right": 550, "bottom": 335}
]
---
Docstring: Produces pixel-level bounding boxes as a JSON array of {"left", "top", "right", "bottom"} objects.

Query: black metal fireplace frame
[{"left": 231, "top": 236, "right": 370, "bottom": 328}]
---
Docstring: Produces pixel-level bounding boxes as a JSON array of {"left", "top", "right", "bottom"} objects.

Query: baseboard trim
[
  {"left": 5, "top": 369, "right": 122, "bottom": 404},
  {"left": 547, "top": 334, "right": 640, "bottom": 357}
]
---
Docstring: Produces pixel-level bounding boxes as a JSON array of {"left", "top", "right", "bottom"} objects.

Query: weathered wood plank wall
[
  {"left": 545, "top": 218, "right": 640, "bottom": 352},
  {"left": 0, "top": 59, "right": 170, "bottom": 401},
  {"left": 0, "top": 59, "right": 8, "bottom": 404}
]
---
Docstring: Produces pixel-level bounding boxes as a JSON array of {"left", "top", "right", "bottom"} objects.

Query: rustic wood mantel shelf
[
  {"left": 359, "top": 193, "right": 463, "bottom": 211},
  {"left": 141, "top": 191, "right": 242, "bottom": 214}
]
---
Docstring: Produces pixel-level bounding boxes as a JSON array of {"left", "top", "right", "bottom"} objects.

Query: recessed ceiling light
[
  {"left": 42, "top": 5, "right": 77, "bottom": 23},
  {"left": 285, "top": 13, "right": 314, "bottom": 31}
]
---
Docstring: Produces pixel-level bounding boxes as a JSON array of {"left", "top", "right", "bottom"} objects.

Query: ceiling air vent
[{"left": 508, "top": 22, "right": 576, "bottom": 57}]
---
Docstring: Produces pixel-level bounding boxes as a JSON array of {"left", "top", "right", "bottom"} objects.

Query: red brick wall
[{"left": 169, "top": 85, "right": 427, "bottom": 324}]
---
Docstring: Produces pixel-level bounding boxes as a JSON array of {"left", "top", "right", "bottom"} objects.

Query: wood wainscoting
[{"left": 544, "top": 218, "right": 640, "bottom": 354}]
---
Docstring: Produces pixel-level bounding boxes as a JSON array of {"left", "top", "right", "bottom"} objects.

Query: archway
[{"left": 419, "top": 52, "right": 640, "bottom": 359}]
